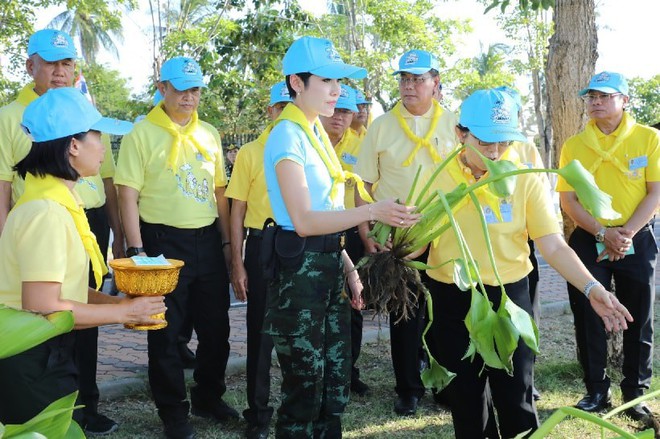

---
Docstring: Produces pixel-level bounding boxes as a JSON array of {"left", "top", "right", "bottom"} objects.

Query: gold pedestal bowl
[{"left": 109, "top": 258, "right": 184, "bottom": 330}]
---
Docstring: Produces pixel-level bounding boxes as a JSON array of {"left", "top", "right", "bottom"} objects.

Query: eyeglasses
[
  {"left": 398, "top": 75, "right": 433, "bottom": 85},
  {"left": 469, "top": 133, "right": 513, "bottom": 149},
  {"left": 581, "top": 93, "right": 623, "bottom": 103}
]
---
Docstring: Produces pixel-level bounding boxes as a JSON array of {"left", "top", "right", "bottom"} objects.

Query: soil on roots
[{"left": 357, "top": 251, "right": 425, "bottom": 323}]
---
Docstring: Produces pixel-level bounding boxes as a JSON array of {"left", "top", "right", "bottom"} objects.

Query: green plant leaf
[
  {"left": 463, "top": 289, "right": 504, "bottom": 369},
  {"left": 452, "top": 258, "right": 479, "bottom": 291},
  {"left": 3, "top": 392, "right": 81, "bottom": 439},
  {"left": 421, "top": 356, "right": 456, "bottom": 391},
  {"left": 556, "top": 160, "right": 621, "bottom": 221},
  {"left": 0, "top": 306, "right": 74, "bottom": 359},
  {"left": 492, "top": 295, "right": 519, "bottom": 374},
  {"left": 483, "top": 158, "right": 519, "bottom": 198},
  {"left": 504, "top": 294, "right": 540, "bottom": 354}
]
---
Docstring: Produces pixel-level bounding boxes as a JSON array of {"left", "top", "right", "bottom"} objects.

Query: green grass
[{"left": 101, "top": 305, "right": 660, "bottom": 438}]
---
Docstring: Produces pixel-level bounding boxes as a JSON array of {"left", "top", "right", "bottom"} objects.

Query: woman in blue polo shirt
[{"left": 262, "top": 36, "right": 419, "bottom": 438}]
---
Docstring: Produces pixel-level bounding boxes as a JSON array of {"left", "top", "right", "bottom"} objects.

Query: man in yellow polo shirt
[
  {"left": 557, "top": 72, "right": 660, "bottom": 421},
  {"left": 350, "top": 88, "right": 371, "bottom": 140},
  {"left": 116, "top": 56, "right": 237, "bottom": 439},
  {"left": 320, "top": 84, "right": 371, "bottom": 398},
  {"left": 225, "top": 81, "right": 290, "bottom": 439},
  {"left": 0, "top": 29, "right": 122, "bottom": 435},
  {"left": 354, "top": 49, "right": 458, "bottom": 415}
]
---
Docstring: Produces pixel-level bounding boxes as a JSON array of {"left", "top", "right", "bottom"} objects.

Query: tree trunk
[{"left": 546, "top": 0, "right": 623, "bottom": 367}]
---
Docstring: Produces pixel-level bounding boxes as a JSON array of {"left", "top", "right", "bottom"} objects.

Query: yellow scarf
[
  {"left": 256, "top": 122, "right": 274, "bottom": 147},
  {"left": 145, "top": 102, "right": 213, "bottom": 171},
  {"left": 274, "top": 103, "right": 373, "bottom": 207},
  {"left": 577, "top": 112, "right": 636, "bottom": 175},
  {"left": 16, "top": 82, "right": 39, "bottom": 107},
  {"left": 393, "top": 100, "right": 444, "bottom": 167},
  {"left": 15, "top": 174, "right": 108, "bottom": 290}
]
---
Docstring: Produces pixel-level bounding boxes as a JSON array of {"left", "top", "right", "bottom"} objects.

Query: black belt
[
  {"left": 84, "top": 205, "right": 105, "bottom": 213},
  {"left": 140, "top": 221, "right": 216, "bottom": 237},
  {"left": 247, "top": 227, "right": 263, "bottom": 238},
  {"left": 304, "top": 232, "right": 345, "bottom": 253}
]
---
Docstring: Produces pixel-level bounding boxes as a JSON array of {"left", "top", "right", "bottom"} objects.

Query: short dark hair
[
  {"left": 14, "top": 132, "right": 86, "bottom": 181},
  {"left": 285, "top": 73, "right": 312, "bottom": 99},
  {"left": 456, "top": 124, "right": 470, "bottom": 134}
]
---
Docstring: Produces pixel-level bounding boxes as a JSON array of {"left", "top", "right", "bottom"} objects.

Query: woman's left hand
[
  {"left": 588, "top": 287, "right": 633, "bottom": 332},
  {"left": 347, "top": 272, "right": 364, "bottom": 311}
]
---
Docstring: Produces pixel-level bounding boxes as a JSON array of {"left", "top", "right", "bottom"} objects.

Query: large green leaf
[
  {"left": 463, "top": 289, "right": 504, "bottom": 369},
  {"left": 3, "top": 392, "right": 82, "bottom": 439},
  {"left": 504, "top": 294, "right": 539, "bottom": 354},
  {"left": 0, "top": 306, "right": 74, "bottom": 359},
  {"left": 421, "top": 357, "right": 456, "bottom": 390},
  {"left": 556, "top": 160, "right": 621, "bottom": 221},
  {"left": 483, "top": 158, "right": 518, "bottom": 198}
]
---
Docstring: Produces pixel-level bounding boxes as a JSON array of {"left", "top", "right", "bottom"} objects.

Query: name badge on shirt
[
  {"left": 342, "top": 152, "right": 358, "bottom": 165},
  {"left": 196, "top": 152, "right": 205, "bottom": 162},
  {"left": 629, "top": 155, "right": 647, "bottom": 171},
  {"left": 483, "top": 201, "right": 513, "bottom": 224}
]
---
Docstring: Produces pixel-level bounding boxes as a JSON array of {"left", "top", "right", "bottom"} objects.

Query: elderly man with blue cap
[
  {"left": 0, "top": 28, "right": 126, "bottom": 435},
  {"left": 350, "top": 88, "right": 371, "bottom": 139},
  {"left": 262, "top": 36, "right": 419, "bottom": 438},
  {"left": 116, "top": 56, "right": 237, "bottom": 439},
  {"left": 0, "top": 87, "right": 165, "bottom": 431},
  {"left": 354, "top": 49, "right": 458, "bottom": 416},
  {"left": 418, "top": 88, "right": 631, "bottom": 438},
  {"left": 557, "top": 72, "right": 660, "bottom": 421},
  {"left": 225, "top": 80, "right": 292, "bottom": 439}
]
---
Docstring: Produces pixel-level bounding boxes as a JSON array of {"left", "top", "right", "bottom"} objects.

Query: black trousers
[
  {"left": 427, "top": 277, "right": 538, "bottom": 439},
  {"left": 0, "top": 333, "right": 78, "bottom": 425},
  {"left": 390, "top": 250, "right": 429, "bottom": 400},
  {"left": 527, "top": 239, "right": 540, "bottom": 325},
  {"left": 141, "top": 221, "right": 231, "bottom": 424},
  {"left": 343, "top": 227, "right": 365, "bottom": 383},
  {"left": 567, "top": 223, "right": 656, "bottom": 397},
  {"left": 243, "top": 233, "right": 275, "bottom": 427},
  {"left": 74, "top": 205, "right": 110, "bottom": 420}
]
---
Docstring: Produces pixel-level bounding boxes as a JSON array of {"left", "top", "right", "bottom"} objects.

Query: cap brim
[
  {"left": 310, "top": 64, "right": 367, "bottom": 80},
  {"left": 336, "top": 103, "right": 359, "bottom": 112},
  {"left": 91, "top": 118, "right": 133, "bottom": 136},
  {"left": 469, "top": 125, "right": 527, "bottom": 143},
  {"left": 578, "top": 86, "right": 621, "bottom": 96},
  {"left": 392, "top": 67, "right": 431, "bottom": 75},
  {"left": 169, "top": 78, "right": 207, "bottom": 91},
  {"left": 35, "top": 49, "right": 77, "bottom": 62}
]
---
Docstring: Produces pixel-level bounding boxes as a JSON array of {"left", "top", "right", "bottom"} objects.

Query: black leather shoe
[
  {"left": 575, "top": 391, "right": 612, "bottom": 412},
  {"left": 394, "top": 395, "right": 419, "bottom": 416},
  {"left": 245, "top": 423, "right": 270, "bottom": 439},
  {"left": 164, "top": 420, "right": 195, "bottom": 439},
  {"left": 532, "top": 386, "right": 541, "bottom": 401},
  {"left": 82, "top": 412, "right": 119, "bottom": 435},
  {"left": 350, "top": 378, "right": 370, "bottom": 396},
  {"left": 624, "top": 402, "right": 652, "bottom": 422},
  {"left": 191, "top": 398, "right": 239, "bottom": 422}
]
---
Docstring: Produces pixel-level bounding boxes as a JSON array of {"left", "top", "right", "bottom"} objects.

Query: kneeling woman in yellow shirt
[
  {"left": 423, "top": 89, "right": 632, "bottom": 439},
  {"left": 0, "top": 88, "right": 166, "bottom": 426}
]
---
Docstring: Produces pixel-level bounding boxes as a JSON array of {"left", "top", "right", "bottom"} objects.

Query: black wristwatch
[{"left": 126, "top": 246, "right": 145, "bottom": 257}]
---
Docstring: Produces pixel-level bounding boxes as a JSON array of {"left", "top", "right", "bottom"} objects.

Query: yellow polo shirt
[
  {"left": 0, "top": 199, "right": 89, "bottom": 307},
  {"left": 75, "top": 134, "right": 114, "bottom": 209},
  {"left": 0, "top": 83, "right": 37, "bottom": 205},
  {"left": 335, "top": 129, "right": 362, "bottom": 209},
  {"left": 508, "top": 141, "right": 544, "bottom": 170},
  {"left": 225, "top": 129, "right": 274, "bottom": 229},
  {"left": 557, "top": 116, "right": 660, "bottom": 225},
  {"left": 115, "top": 115, "right": 227, "bottom": 229},
  {"left": 350, "top": 125, "right": 367, "bottom": 141},
  {"left": 426, "top": 155, "right": 560, "bottom": 285},
  {"left": 355, "top": 102, "right": 458, "bottom": 202}
]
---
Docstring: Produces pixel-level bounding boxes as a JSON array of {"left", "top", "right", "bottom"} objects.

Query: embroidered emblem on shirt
[{"left": 175, "top": 163, "right": 212, "bottom": 204}]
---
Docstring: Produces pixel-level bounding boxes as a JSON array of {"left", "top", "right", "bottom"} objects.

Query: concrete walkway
[{"left": 97, "top": 256, "right": 660, "bottom": 400}]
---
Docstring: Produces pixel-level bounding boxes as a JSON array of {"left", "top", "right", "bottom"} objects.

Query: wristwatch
[
  {"left": 595, "top": 227, "right": 607, "bottom": 243},
  {"left": 126, "top": 246, "right": 145, "bottom": 257}
]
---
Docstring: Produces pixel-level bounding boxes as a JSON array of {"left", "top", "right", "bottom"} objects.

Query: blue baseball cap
[
  {"left": 336, "top": 85, "right": 358, "bottom": 112},
  {"left": 393, "top": 49, "right": 439, "bottom": 75},
  {"left": 579, "top": 71, "right": 629, "bottom": 96},
  {"left": 22, "top": 87, "right": 133, "bottom": 142},
  {"left": 282, "top": 36, "right": 367, "bottom": 80},
  {"left": 153, "top": 89, "right": 163, "bottom": 105},
  {"left": 160, "top": 57, "right": 206, "bottom": 91},
  {"left": 494, "top": 86, "right": 522, "bottom": 115},
  {"left": 355, "top": 88, "right": 371, "bottom": 105},
  {"left": 27, "top": 29, "right": 77, "bottom": 62},
  {"left": 269, "top": 81, "right": 292, "bottom": 106},
  {"left": 459, "top": 89, "right": 526, "bottom": 143}
]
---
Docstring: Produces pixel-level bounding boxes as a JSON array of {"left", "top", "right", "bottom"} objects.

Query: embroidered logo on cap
[
  {"left": 325, "top": 43, "right": 342, "bottom": 63},
  {"left": 404, "top": 52, "right": 419, "bottom": 65},
  {"left": 51, "top": 33, "right": 69, "bottom": 48},
  {"left": 340, "top": 87, "right": 349, "bottom": 98},
  {"left": 356, "top": 91, "right": 365, "bottom": 101},
  {"left": 280, "top": 87, "right": 290, "bottom": 98},
  {"left": 595, "top": 72, "right": 610, "bottom": 83},
  {"left": 183, "top": 60, "right": 199, "bottom": 76},
  {"left": 491, "top": 100, "right": 511, "bottom": 125}
]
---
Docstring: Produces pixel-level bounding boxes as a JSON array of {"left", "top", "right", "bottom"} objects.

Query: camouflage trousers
[{"left": 263, "top": 250, "right": 351, "bottom": 439}]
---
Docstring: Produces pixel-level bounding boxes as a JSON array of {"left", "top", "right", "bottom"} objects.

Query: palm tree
[
  {"left": 48, "top": 3, "right": 125, "bottom": 65},
  {"left": 473, "top": 42, "right": 511, "bottom": 78}
]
